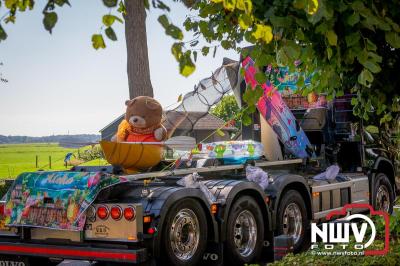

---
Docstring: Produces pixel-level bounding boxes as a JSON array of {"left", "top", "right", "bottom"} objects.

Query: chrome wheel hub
[
  {"left": 376, "top": 185, "right": 390, "bottom": 212},
  {"left": 282, "top": 202, "right": 302, "bottom": 244},
  {"left": 233, "top": 210, "right": 257, "bottom": 257},
  {"left": 170, "top": 208, "right": 200, "bottom": 261}
]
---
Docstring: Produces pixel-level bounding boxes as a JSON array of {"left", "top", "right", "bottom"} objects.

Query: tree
[
  {"left": 124, "top": 0, "right": 153, "bottom": 98},
  {"left": 211, "top": 94, "right": 241, "bottom": 129}
]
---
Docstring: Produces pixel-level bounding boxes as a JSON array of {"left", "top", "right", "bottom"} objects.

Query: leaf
[
  {"left": 306, "top": 0, "right": 318, "bottom": 15},
  {"left": 177, "top": 94, "right": 183, "bottom": 102},
  {"left": 221, "top": 40, "right": 230, "bottom": 49},
  {"left": 179, "top": 52, "right": 196, "bottom": 77},
  {"left": 326, "top": 30, "right": 337, "bottom": 46},
  {"left": 216, "top": 128, "right": 225, "bottom": 137},
  {"left": 358, "top": 69, "right": 373, "bottom": 86},
  {"left": 366, "top": 39, "right": 377, "bottom": 51},
  {"left": 347, "top": 12, "right": 359, "bottom": 26},
  {"left": 103, "top": 15, "right": 115, "bottom": 27},
  {"left": 276, "top": 48, "right": 289, "bottom": 66},
  {"left": 158, "top": 14, "right": 169, "bottom": 29},
  {"left": 105, "top": 27, "right": 117, "bottom": 41},
  {"left": 252, "top": 24, "right": 273, "bottom": 43},
  {"left": 345, "top": 32, "right": 360, "bottom": 47},
  {"left": 385, "top": 32, "right": 400, "bottom": 48},
  {"left": 171, "top": 43, "right": 183, "bottom": 60},
  {"left": 4, "top": 16, "right": 16, "bottom": 24},
  {"left": 368, "top": 52, "right": 382, "bottom": 63},
  {"left": 283, "top": 41, "right": 301, "bottom": 59},
  {"left": 102, "top": 15, "right": 122, "bottom": 27},
  {"left": 201, "top": 46, "right": 210, "bottom": 56},
  {"left": 223, "top": 0, "right": 236, "bottom": 11},
  {"left": 0, "top": 25, "right": 8, "bottom": 41},
  {"left": 54, "top": 0, "right": 71, "bottom": 7},
  {"left": 102, "top": 0, "right": 117, "bottom": 8},
  {"left": 363, "top": 60, "right": 381, "bottom": 73},
  {"left": 43, "top": 12, "right": 58, "bottom": 34},
  {"left": 236, "top": 0, "right": 252, "bottom": 13},
  {"left": 242, "top": 113, "right": 252, "bottom": 126},
  {"left": 238, "top": 13, "right": 252, "bottom": 30},
  {"left": 166, "top": 25, "right": 184, "bottom": 40},
  {"left": 91, "top": 34, "right": 106, "bottom": 49},
  {"left": 5, "top": 0, "right": 17, "bottom": 9}
]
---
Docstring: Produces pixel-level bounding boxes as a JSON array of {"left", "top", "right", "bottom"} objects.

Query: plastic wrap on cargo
[
  {"left": 246, "top": 165, "right": 269, "bottom": 190},
  {"left": 177, "top": 173, "right": 219, "bottom": 204},
  {"left": 193, "top": 140, "right": 264, "bottom": 165},
  {"left": 313, "top": 165, "right": 340, "bottom": 180}
]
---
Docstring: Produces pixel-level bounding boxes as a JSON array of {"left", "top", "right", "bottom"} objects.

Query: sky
[{"left": 0, "top": 1, "right": 239, "bottom": 136}]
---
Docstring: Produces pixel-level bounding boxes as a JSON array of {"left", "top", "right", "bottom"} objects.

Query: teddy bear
[{"left": 115, "top": 96, "right": 167, "bottom": 142}]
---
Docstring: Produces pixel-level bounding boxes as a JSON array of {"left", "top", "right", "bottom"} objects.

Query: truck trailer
[{"left": 0, "top": 57, "right": 398, "bottom": 266}]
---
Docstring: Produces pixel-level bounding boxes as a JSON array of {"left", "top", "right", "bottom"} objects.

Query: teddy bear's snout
[{"left": 129, "top": 115, "right": 146, "bottom": 128}]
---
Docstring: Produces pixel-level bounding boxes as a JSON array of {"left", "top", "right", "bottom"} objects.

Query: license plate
[{"left": 0, "top": 255, "right": 28, "bottom": 266}]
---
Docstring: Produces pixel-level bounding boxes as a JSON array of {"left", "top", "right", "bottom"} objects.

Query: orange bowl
[{"left": 100, "top": 141, "right": 164, "bottom": 173}]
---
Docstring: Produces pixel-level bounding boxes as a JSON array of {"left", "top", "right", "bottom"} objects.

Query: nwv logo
[
  {"left": 311, "top": 214, "right": 376, "bottom": 248},
  {"left": 310, "top": 204, "right": 389, "bottom": 256}
]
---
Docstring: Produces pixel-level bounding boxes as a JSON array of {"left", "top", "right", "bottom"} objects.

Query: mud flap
[{"left": 202, "top": 242, "right": 223, "bottom": 266}]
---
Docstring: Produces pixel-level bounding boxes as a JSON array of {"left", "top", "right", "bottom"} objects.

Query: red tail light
[
  {"left": 124, "top": 206, "right": 136, "bottom": 221},
  {"left": 0, "top": 203, "right": 4, "bottom": 217},
  {"left": 110, "top": 206, "right": 122, "bottom": 220},
  {"left": 97, "top": 206, "right": 109, "bottom": 220}
]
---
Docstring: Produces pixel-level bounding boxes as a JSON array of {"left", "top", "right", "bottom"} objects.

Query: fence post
[
  {"left": 36, "top": 155, "right": 38, "bottom": 168},
  {"left": 49, "top": 156, "right": 52, "bottom": 169}
]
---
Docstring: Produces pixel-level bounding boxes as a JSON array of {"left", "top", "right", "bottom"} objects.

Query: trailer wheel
[
  {"left": 161, "top": 198, "right": 207, "bottom": 266},
  {"left": 225, "top": 196, "right": 264, "bottom": 265},
  {"left": 276, "top": 190, "right": 309, "bottom": 253},
  {"left": 372, "top": 173, "right": 394, "bottom": 214}
]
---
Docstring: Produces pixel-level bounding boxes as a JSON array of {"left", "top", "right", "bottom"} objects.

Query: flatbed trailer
[{"left": 0, "top": 58, "right": 398, "bottom": 265}]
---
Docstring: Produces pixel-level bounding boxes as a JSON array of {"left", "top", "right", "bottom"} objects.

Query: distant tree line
[{"left": 0, "top": 134, "right": 100, "bottom": 144}]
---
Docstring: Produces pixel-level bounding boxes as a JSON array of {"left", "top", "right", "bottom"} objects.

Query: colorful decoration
[
  {"left": 193, "top": 140, "right": 263, "bottom": 164},
  {"left": 242, "top": 56, "right": 313, "bottom": 158},
  {"left": 4, "top": 171, "right": 127, "bottom": 231}
]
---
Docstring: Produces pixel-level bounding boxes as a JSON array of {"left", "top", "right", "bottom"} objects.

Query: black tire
[
  {"left": 161, "top": 198, "right": 207, "bottom": 266},
  {"left": 372, "top": 173, "right": 394, "bottom": 214},
  {"left": 225, "top": 196, "right": 264, "bottom": 265},
  {"left": 276, "top": 190, "right": 309, "bottom": 253}
]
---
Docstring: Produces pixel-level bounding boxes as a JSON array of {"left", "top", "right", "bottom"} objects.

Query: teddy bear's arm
[{"left": 154, "top": 125, "right": 168, "bottom": 141}]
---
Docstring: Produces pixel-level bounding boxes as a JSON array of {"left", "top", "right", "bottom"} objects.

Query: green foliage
[
  {"left": 211, "top": 94, "right": 241, "bottom": 129},
  {"left": 178, "top": 0, "right": 400, "bottom": 126},
  {"left": 1, "top": 0, "right": 399, "bottom": 125}
]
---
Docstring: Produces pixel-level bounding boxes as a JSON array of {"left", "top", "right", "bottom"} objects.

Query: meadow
[{"left": 0, "top": 143, "right": 107, "bottom": 178}]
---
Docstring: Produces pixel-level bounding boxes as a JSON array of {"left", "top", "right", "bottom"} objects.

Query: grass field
[{"left": 0, "top": 143, "right": 108, "bottom": 178}]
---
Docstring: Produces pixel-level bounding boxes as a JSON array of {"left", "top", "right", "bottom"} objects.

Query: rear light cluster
[{"left": 96, "top": 205, "right": 136, "bottom": 221}]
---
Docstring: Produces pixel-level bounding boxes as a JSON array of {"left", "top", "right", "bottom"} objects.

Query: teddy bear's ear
[
  {"left": 146, "top": 98, "right": 161, "bottom": 110},
  {"left": 125, "top": 99, "right": 136, "bottom": 106}
]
